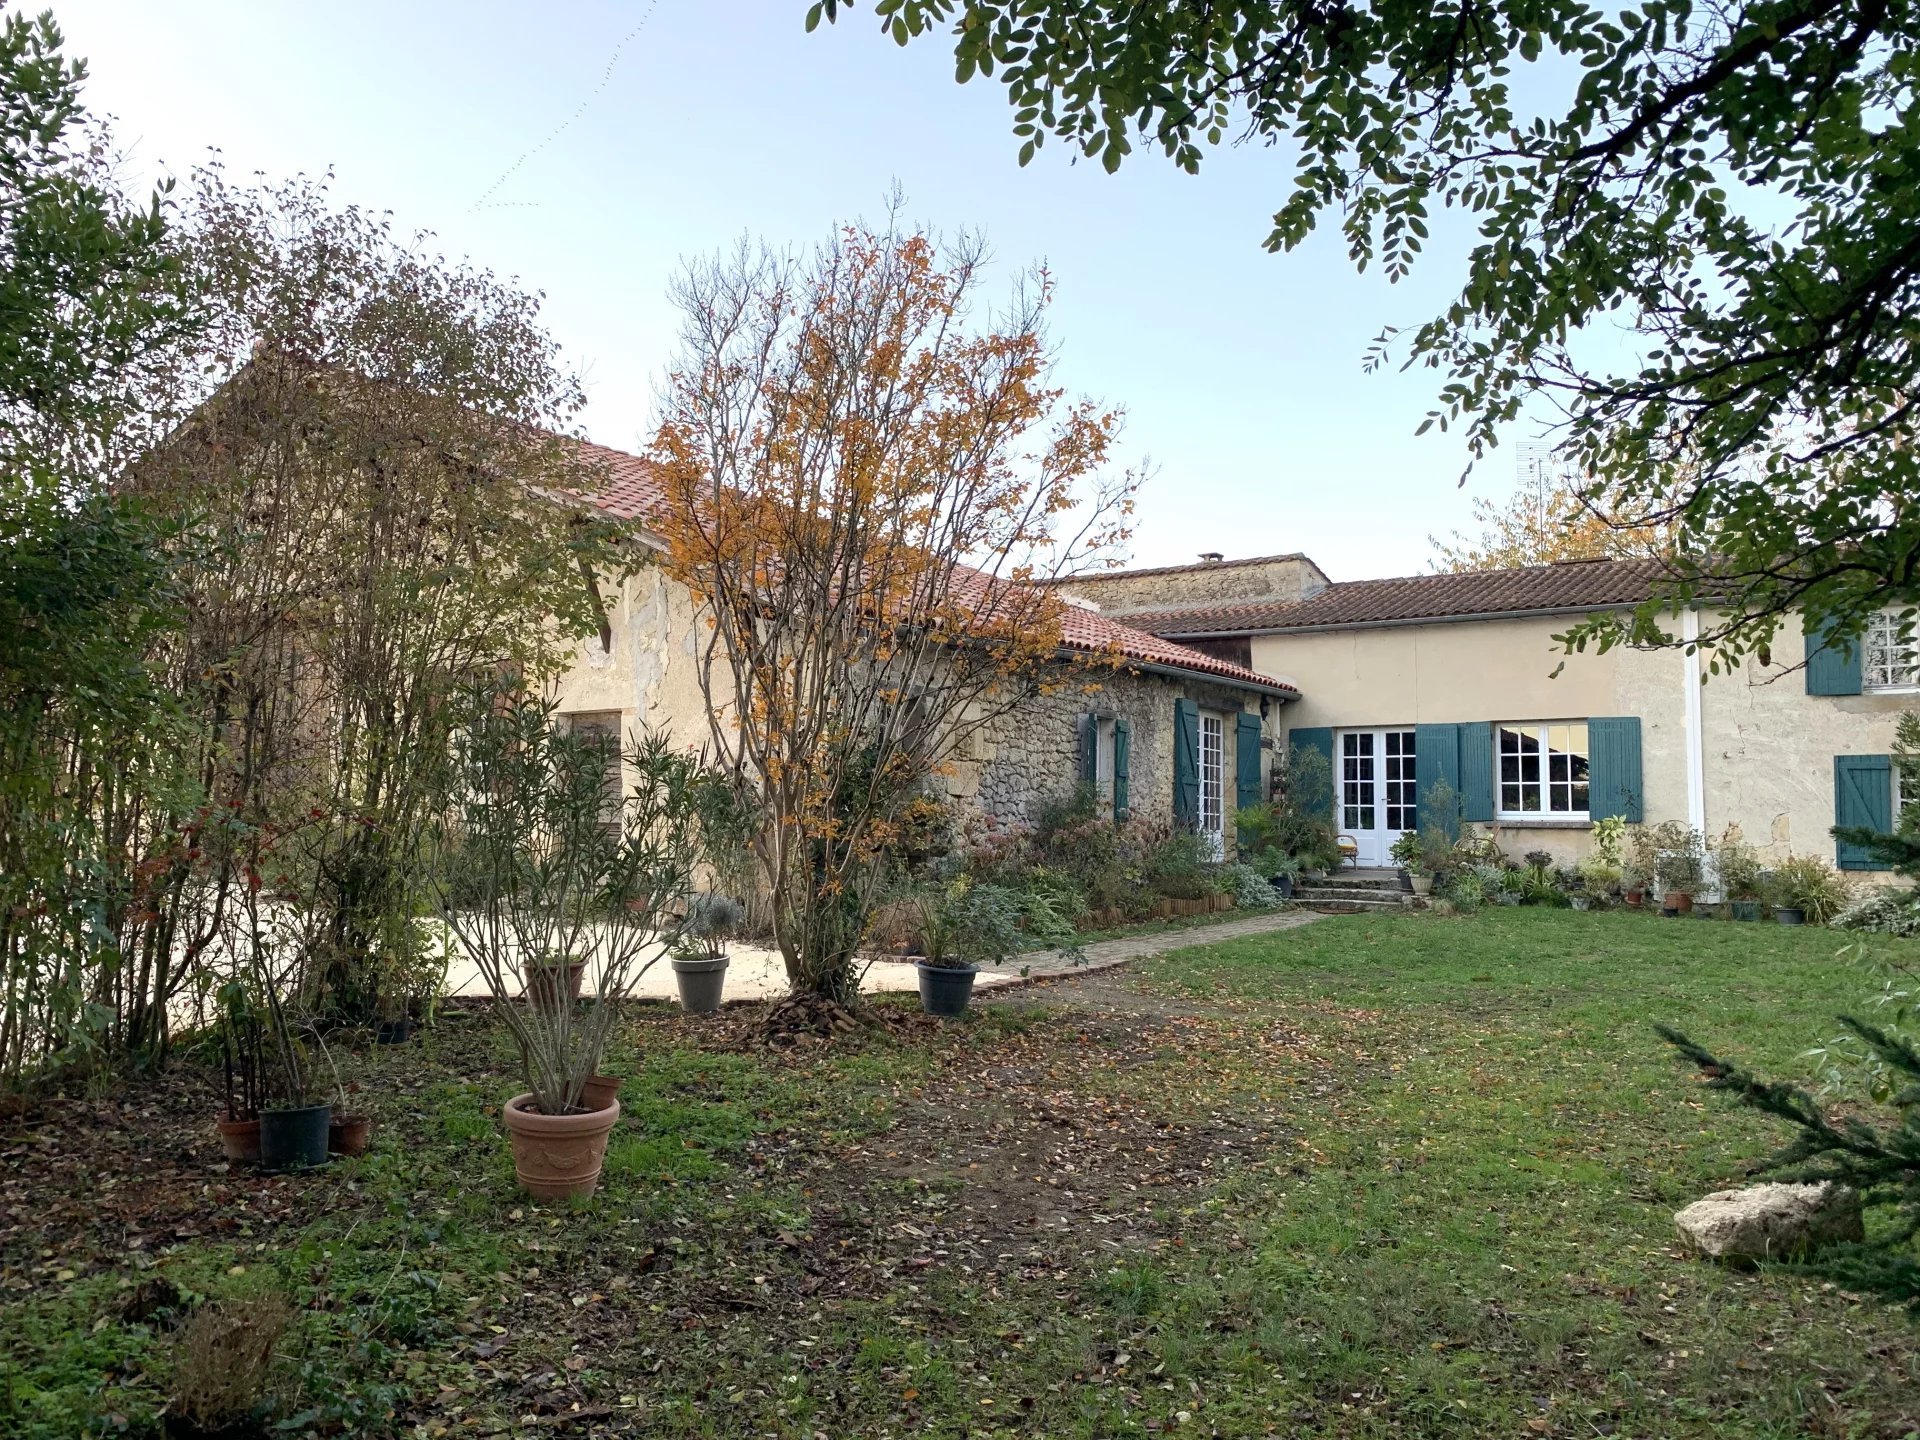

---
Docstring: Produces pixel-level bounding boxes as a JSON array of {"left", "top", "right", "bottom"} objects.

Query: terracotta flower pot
[
  {"left": 1664, "top": 891, "right": 1693, "bottom": 915},
  {"left": 216, "top": 1116, "right": 260, "bottom": 1165},
  {"left": 579, "top": 1074, "right": 620, "bottom": 1111},
  {"left": 328, "top": 1113, "right": 372, "bottom": 1157},
  {"left": 525, "top": 959, "right": 586, "bottom": 1010},
  {"left": 502, "top": 1092, "right": 620, "bottom": 1200}
]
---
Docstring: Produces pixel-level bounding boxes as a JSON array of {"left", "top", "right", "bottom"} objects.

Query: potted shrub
[
  {"left": 1711, "top": 834, "right": 1764, "bottom": 920},
  {"left": 1390, "top": 830, "right": 1432, "bottom": 896},
  {"left": 214, "top": 980, "right": 267, "bottom": 1165},
  {"left": 672, "top": 892, "right": 744, "bottom": 1014},
  {"left": 907, "top": 877, "right": 1027, "bottom": 1018},
  {"left": 1650, "top": 822, "right": 1705, "bottom": 915},
  {"left": 435, "top": 687, "right": 709, "bottom": 1201},
  {"left": 236, "top": 894, "right": 330, "bottom": 1173},
  {"left": 1766, "top": 853, "right": 1852, "bottom": 926}
]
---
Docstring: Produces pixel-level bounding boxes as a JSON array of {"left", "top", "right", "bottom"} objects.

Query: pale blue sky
[{"left": 52, "top": 0, "right": 1533, "bottom": 578}]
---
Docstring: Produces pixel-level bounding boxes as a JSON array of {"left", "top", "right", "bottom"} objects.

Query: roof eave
[
  {"left": 1114, "top": 654, "right": 1299, "bottom": 698},
  {"left": 1155, "top": 600, "right": 1671, "bottom": 640}
]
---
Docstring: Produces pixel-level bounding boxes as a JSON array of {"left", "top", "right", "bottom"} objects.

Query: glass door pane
[{"left": 1341, "top": 731, "right": 1376, "bottom": 832}]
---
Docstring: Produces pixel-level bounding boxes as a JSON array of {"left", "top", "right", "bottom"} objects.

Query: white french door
[
  {"left": 1338, "top": 728, "right": 1418, "bottom": 866},
  {"left": 1199, "top": 713, "right": 1225, "bottom": 859}
]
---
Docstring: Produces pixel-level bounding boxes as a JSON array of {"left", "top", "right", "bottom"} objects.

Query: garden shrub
[
  {"left": 1833, "top": 889, "right": 1920, "bottom": 936},
  {"left": 1219, "top": 861, "right": 1281, "bottom": 909},
  {"left": 1145, "top": 830, "right": 1220, "bottom": 899}
]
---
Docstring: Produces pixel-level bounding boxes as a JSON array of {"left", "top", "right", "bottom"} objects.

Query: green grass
[{"left": 6, "top": 910, "right": 1918, "bottom": 1438}]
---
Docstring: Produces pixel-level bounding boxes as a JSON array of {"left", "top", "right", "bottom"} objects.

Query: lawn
[{"left": 4, "top": 910, "right": 1918, "bottom": 1438}]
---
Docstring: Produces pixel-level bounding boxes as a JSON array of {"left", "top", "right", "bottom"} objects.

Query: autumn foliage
[{"left": 651, "top": 217, "right": 1136, "bottom": 1004}]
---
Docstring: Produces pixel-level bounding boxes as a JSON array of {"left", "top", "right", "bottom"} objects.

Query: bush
[
  {"left": 1712, "top": 833, "right": 1764, "bottom": 900},
  {"left": 1441, "top": 870, "right": 1485, "bottom": 911},
  {"left": 1833, "top": 888, "right": 1920, "bottom": 936},
  {"left": 1219, "top": 861, "right": 1282, "bottom": 909},
  {"left": 169, "top": 1292, "right": 292, "bottom": 1433},
  {"left": 1765, "top": 853, "right": 1854, "bottom": 924},
  {"left": 1145, "top": 830, "right": 1220, "bottom": 899}
]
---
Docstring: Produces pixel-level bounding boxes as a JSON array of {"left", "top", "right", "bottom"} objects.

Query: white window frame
[
  {"left": 1864, "top": 609, "right": 1920, "bottom": 693},
  {"left": 1496, "top": 721, "right": 1592, "bottom": 822},
  {"left": 1199, "top": 712, "right": 1226, "bottom": 858}
]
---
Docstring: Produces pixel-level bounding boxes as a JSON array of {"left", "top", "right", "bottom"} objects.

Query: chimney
[{"left": 1198, "top": 552, "right": 1224, "bottom": 564}]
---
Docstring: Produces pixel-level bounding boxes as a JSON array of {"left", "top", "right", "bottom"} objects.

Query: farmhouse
[
  {"left": 1057, "top": 552, "right": 1903, "bottom": 874},
  {"left": 549, "top": 441, "right": 1299, "bottom": 855}
]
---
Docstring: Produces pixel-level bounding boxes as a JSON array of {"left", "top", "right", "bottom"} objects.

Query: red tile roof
[
  {"left": 1122, "top": 557, "right": 1679, "bottom": 636},
  {"left": 559, "top": 438, "right": 1297, "bottom": 696}
]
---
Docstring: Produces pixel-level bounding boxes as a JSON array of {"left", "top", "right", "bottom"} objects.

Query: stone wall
[
  {"left": 945, "top": 666, "right": 1275, "bottom": 842},
  {"left": 1057, "top": 553, "right": 1330, "bottom": 618}
]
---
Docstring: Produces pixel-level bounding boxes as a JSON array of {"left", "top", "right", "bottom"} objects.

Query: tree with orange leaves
[
  {"left": 1431, "top": 454, "right": 1671, "bottom": 573},
  {"left": 650, "top": 215, "right": 1137, "bottom": 1008}
]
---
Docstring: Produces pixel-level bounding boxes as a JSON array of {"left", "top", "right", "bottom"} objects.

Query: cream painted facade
[
  {"left": 1258, "top": 612, "right": 1908, "bottom": 870},
  {"left": 547, "top": 560, "right": 1284, "bottom": 848}
]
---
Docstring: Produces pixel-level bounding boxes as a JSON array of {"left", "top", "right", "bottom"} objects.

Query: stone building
[{"left": 549, "top": 441, "right": 1299, "bottom": 855}]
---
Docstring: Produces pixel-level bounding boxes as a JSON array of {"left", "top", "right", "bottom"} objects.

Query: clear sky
[{"left": 50, "top": 0, "right": 1537, "bottom": 580}]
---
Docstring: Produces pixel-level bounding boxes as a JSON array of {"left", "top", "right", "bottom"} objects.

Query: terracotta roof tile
[
  {"left": 1123, "top": 557, "right": 1677, "bottom": 636},
  {"left": 558, "top": 438, "right": 1296, "bottom": 695}
]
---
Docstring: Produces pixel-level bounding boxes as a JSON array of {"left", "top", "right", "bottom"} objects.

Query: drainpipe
[{"left": 1681, "top": 607, "right": 1706, "bottom": 836}]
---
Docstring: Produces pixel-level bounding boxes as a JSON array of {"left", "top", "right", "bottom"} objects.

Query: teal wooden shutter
[
  {"left": 1234, "top": 712, "right": 1264, "bottom": 815},
  {"left": 1805, "top": 616, "right": 1863, "bottom": 696},
  {"left": 1112, "top": 717, "right": 1131, "bottom": 821},
  {"left": 1173, "top": 699, "right": 1199, "bottom": 829},
  {"left": 1288, "top": 726, "right": 1334, "bottom": 818},
  {"left": 1414, "top": 723, "right": 1461, "bottom": 836},
  {"left": 1457, "top": 721, "right": 1494, "bottom": 823},
  {"left": 1587, "top": 717, "right": 1643, "bottom": 822},
  {"left": 1834, "top": 753, "right": 1892, "bottom": 870},
  {"left": 1077, "top": 713, "right": 1098, "bottom": 786}
]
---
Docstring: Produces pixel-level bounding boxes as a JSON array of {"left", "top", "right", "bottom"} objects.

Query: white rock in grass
[{"left": 1674, "top": 1182, "right": 1864, "bottom": 1261}]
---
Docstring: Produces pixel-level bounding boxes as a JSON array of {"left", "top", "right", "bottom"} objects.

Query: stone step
[
  {"left": 1296, "top": 885, "right": 1413, "bottom": 904},
  {"left": 1298, "top": 897, "right": 1413, "bottom": 914},
  {"left": 1308, "top": 871, "right": 1407, "bottom": 892}
]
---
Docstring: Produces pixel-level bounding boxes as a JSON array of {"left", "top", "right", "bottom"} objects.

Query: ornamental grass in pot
[{"left": 435, "top": 687, "right": 708, "bottom": 1201}]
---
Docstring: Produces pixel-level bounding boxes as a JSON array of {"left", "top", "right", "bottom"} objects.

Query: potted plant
[
  {"left": 1390, "top": 830, "right": 1432, "bottom": 896},
  {"left": 1712, "top": 834, "right": 1765, "bottom": 921},
  {"left": 672, "top": 892, "right": 744, "bottom": 1014},
  {"left": 233, "top": 868, "right": 330, "bottom": 1172},
  {"left": 1649, "top": 822, "right": 1705, "bottom": 915},
  {"left": 524, "top": 950, "right": 587, "bottom": 1010},
  {"left": 907, "top": 877, "right": 1026, "bottom": 1018},
  {"left": 1765, "top": 853, "right": 1853, "bottom": 926},
  {"left": 435, "top": 687, "right": 708, "bottom": 1201},
  {"left": 214, "top": 979, "right": 267, "bottom": 1165}
]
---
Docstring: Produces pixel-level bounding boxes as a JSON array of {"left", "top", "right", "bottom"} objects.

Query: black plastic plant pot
[
  {"left": 916, "top": 961, "right": 979, "bottom": 1018},
  {"left": 375, "top": 1017, "right": 416, "bottom": 1045},
  {"left": 259, "top": 1103, "right": 332, "bottom": 1171},
  {"left": 1775, "top": 907, "right": 1806, "bottom": 926},
  {"left": 1271, "top": 874, "right": 1295, "bottom": 901}
]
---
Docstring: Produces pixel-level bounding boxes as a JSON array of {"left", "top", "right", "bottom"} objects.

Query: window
[
  {"left": 1865, "top": 610, "right": 1920, "bottom": 691},
  {"left": 1199, "top": 713, "right": 1225, "bottom": 856},
  {"left": 1498, "top": 722, "right": 1590, "bottom": 819},
  {"left": 563, "top": 711, "right": 625, "bottom": 830}
]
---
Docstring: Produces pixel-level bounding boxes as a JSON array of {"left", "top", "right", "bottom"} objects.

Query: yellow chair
[{"left": 1336, "top": 834, "right": 1360, "bottom": 869}]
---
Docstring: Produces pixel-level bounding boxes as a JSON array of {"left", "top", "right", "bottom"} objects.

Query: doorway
[{"left": 1338, "top": 728, "right": 1417, "bottom": 867}]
